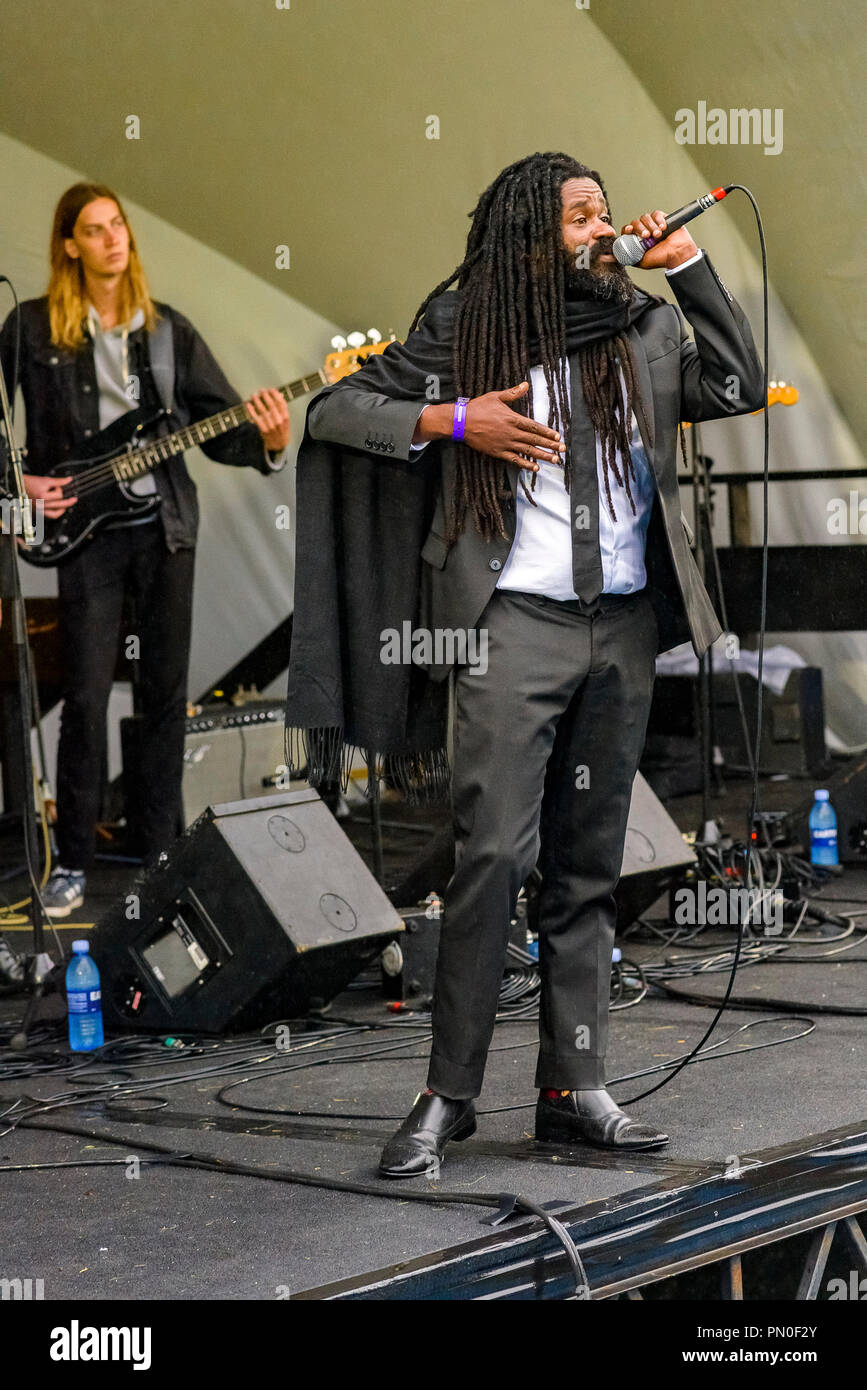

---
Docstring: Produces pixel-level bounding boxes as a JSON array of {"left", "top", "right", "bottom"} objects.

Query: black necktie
[{"left": 568, "top": 375, "right": 604, "bottom": 603}]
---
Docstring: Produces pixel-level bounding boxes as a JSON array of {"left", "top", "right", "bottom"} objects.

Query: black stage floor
[{"left": 0, "top": 771, "right": 865, "bottom": 1301}]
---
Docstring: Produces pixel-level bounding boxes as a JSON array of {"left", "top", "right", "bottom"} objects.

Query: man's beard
[{"left": 562, "top": 240, "right": 635, "bottom": 304}]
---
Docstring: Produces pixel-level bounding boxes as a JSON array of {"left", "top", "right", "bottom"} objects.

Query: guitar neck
[{"left": 109, "top": 371, "right": 327, "bottom": 483}]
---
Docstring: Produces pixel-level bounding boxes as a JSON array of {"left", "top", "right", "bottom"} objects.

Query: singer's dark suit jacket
[{"left": 309, "top": 253, "right": 763, "bottom": 680}]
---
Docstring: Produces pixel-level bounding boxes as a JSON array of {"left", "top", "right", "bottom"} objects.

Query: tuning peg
[
  {"left": 330, "top": 335, "right": 347, "bottom": 351},
  {"left": 346, "top": 332, "right": 366, "bottom": 349},
  {"left": 367, "top": 328, "right": 382, "bottom": 343}
]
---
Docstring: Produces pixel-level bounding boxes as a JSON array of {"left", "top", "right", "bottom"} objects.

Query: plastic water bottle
[
  {"left": 66, "top": 940, "right": 104, "bottom": 1051},
  {"left": 809, "top": 790, "right": 839, "bottom": 867}
]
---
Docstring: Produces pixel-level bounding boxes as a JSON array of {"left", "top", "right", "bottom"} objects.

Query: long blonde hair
[{"left": 47, "top": 183, "right": 157, "bottom": 349}]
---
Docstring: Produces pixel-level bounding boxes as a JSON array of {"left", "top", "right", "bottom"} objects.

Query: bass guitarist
[{"left": 0, "top": 182, "right": 290, "bottom": 916}]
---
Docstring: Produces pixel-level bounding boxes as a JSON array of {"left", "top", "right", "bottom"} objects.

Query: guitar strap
[{"left": 147, "top": 314, "right": 176, "bottom": 414}]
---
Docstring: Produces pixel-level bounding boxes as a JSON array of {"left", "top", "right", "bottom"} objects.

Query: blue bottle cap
[
  {"left": 815, "top": 789, "right": 830, "bottom": 801},
  {"left": 71, "top": 940, "right": 90, "bottom": 953}
]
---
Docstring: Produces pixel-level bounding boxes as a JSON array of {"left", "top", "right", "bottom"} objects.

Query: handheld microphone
[{"left": 612, "top": 186, "right": 733, "bottom": 266}]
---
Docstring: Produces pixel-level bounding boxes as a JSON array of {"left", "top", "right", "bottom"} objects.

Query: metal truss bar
[
  {"left": 796, "top": 1222, "right": 838, "bottom": 1300},
  {"left": 721, "top": 1253, "right": 744, "bottom": 1300},
  {"left": 842, "top": 1215, "right": 867, "bottom": 1270}
]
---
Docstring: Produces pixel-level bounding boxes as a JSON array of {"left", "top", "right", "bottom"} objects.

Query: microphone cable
[{"left": 619, "top": 184, "right": 771, "bottom": 1106}]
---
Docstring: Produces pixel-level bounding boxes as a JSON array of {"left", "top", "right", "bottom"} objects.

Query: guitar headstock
[
  {"left": 759, "top": 380, "right": 799, "bottom": 411},
  {"left": 323, "top": 328, "right": 396, "bottom": 384},
  {"left": 682, "top": 378, "right": 799, "bottom": 430}
]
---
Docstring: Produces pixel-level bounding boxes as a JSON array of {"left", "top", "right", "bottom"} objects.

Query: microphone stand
[
  {"left": 686, "top": 428, "right": 727, "bottom": 843},
  {"left": 0, "top": 337, "right": 56, "bottom": 1048}
]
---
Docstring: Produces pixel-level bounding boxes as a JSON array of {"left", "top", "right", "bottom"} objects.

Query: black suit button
[
  {"left": 489, "top": 558, "right": 502, "bottom": 572},
  {"left": 364, "top": 438, "right": 373, "bottom": 449},
  {"left": 386, "top": 442, "right": 395, "bottom": 453}
]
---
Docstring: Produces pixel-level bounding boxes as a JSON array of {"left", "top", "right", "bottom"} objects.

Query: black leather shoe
[
  {"left": 379, "top": 1091, "right": 476, "bottom": 1178},
  {"left": 535, "top": 1090, "right": 669, "bottom": 1151}
]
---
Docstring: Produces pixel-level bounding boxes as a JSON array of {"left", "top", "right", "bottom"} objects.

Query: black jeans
[
  {"left": 427, "top": 587, "right": 658, "bottom": 1099},
  {"left": 55, "top": 522, "right": 195, "bottom": 870}
]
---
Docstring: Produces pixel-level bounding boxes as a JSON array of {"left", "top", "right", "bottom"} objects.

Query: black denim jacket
[{"left": 0, "top": 297, "right": 281, "bottom": 551}]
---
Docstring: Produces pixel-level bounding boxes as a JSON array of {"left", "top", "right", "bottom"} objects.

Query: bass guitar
[{"left": 19, "top": 330, "right": 391, "bottom": 567}]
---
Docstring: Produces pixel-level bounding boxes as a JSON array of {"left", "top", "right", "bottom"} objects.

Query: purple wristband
[{"left": 452, "top": 397, "right": 469, "bottom": 442}]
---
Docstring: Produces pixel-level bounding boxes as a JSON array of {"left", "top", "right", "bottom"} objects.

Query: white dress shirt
[
  {"left": 497, "top": 357, "right": 656, "bottom": 600},
  {"left": 412, "top": 250, "right": 703, "bottom": 600}
]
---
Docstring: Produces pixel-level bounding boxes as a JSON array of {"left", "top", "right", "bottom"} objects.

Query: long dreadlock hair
[{"left": 410, "top": 152, "right": 644, "bottom": 544}]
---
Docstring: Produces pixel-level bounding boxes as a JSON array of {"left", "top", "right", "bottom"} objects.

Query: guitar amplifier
[
  {"left": 122, "top": 700, "right": 295, "bottom": 837},
  {"left": 644, "top": 668, "right": 827, "bottom": 782}
]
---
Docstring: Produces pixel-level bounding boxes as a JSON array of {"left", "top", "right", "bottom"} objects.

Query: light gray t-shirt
[{"left": 87, "top": 304, "right": 156, "bottom": 496}]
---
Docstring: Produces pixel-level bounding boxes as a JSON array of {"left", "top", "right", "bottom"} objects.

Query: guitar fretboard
[{"left": 107, "top": 372, "right": 327, "bottom": 484}]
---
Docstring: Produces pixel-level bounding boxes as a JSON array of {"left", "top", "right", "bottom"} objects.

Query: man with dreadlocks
[{"left": 289, "top": 152, "right": 763, "bottom": 1176}]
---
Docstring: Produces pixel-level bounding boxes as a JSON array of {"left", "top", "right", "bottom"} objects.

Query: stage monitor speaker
[
  {"left": 387, "top": 772, "right": 695, "bottom": 931},
  {"left": 793, "top": 753, "right": 867, "bottom": 864},
  {"left": 615, "top": 771, "right": 696, "bottom": 926},
  {"left": 97, "top": 789, "right": 403, "bottom": 1033}
]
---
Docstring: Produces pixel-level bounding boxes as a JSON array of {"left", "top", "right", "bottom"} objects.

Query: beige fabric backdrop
[{"left": 0, "top": 0, "right": 864, "bottom": 754}]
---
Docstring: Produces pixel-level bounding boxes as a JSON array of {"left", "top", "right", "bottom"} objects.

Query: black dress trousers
[
  {"left": 427, "top": 585, "right": 658, "bottom": 1099},
  {"left": 55, "top": 521, "right": 195, "bottom": 870}
]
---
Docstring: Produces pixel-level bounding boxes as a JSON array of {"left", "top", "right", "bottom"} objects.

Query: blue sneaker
[{"left": 42, "top": 867, "right": 86, "bottom": 918}]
